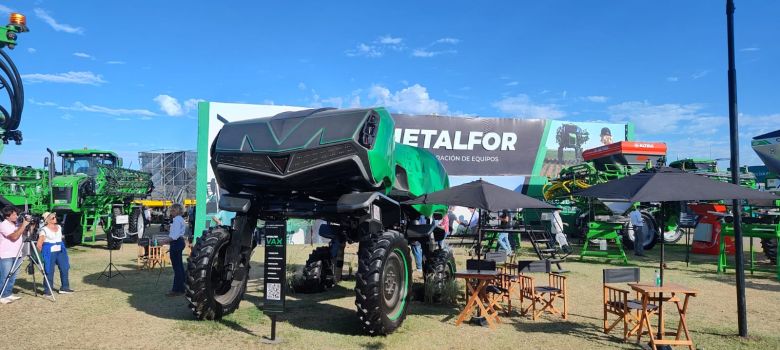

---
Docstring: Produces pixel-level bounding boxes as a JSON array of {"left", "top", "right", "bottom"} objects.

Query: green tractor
[
  {"left": 49, "top": 149, "right": 153, "bottom": 249},
  {"left": 188, "top": 107, "right": 453, "bottom": 335}
]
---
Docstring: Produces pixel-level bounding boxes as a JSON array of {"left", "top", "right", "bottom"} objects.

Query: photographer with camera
[
  {"left": 0, "top": 206, "right": 30, "bottom": 304},
  {"left": 36, "top": 212, "right": 73, "bottom": 296}
]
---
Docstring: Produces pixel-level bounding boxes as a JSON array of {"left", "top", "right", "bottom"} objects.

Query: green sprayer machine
[
  {"left": 189, "top": 107, "right": 453, "bottom": 335},
  {"left": 50, "top": 149, "right": 153, "bottom": 249}
]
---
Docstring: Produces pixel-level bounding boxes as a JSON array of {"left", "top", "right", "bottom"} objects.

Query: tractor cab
[{"left": 58, "top": 150, "right": 122, "bottom": 177}]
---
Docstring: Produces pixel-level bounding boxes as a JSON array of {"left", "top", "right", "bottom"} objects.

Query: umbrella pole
[
  {"left": 657, "top": 204, "right": 665, "bottom": 340},
  {"left": 726, "top": 0, "right": 748, "bottom": 337}
]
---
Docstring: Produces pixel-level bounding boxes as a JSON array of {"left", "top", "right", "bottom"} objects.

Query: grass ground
[{"left": 1, "top": 228, "right": 778, "bottom": 350}]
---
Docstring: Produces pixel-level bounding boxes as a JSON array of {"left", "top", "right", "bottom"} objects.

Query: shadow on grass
[
  {"left": 80, "top": 261, "right": 301, "bottom": 322},
  {"left": 511, "top": 318, "right": 619, "bottom": 347},
  {"left": 698, "top": 272, "right": 780, "bottom": 293}
]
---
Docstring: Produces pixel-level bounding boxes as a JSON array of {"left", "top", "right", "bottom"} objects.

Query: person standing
[
  {"left": 496, "top": 212, "right": 512, "bottom": 255},
  {"left": 167, "top": 203, "right": 187, "bottom": 297},
  {"left": 36, "top": 212, "right": 73, "bottom": 295},
  {"left": 0, "top": 206, "right": 30, "bottom": 304},
  {"left": 629, "top": 206, "right": 645, "bottom": 257},
  {"left": 410, "top": 215, "right": 427, "bottom": 272},
  {"left": 551, "top": 208, "right": 571, "bottom": 254}
]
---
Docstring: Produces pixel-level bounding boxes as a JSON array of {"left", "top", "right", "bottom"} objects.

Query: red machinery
[
  {"left": 583, "top": 141, "right": 668, "bottom": 170},
  {"left": 689, "top": 203, "right": 735, "bottom": 255}
]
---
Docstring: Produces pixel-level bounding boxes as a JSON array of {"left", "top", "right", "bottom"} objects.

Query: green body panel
[
  {"left": 365, "top": 108, "right": 396, "bottom": 190},
  {"left": 393, "top": 143, "right": 449, "bottom": 218}
]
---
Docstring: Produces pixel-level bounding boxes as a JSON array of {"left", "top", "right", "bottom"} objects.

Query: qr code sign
[{"left": 266, "top": 283, "right": 282, "bottom": 301}]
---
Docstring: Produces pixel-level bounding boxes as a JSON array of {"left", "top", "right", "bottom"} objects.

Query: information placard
[{"left": 263, "top": 221, "right": 287, "bottom": 314}]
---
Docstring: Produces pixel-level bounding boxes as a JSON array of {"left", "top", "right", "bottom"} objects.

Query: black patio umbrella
[
  {"left": 404, "top": 179, "right": 557, "bottom": 211},
  {"left": 574, "top": 166, "right": 776, "bottom": 337},
  {"left": 404, "top": 179, "right": 556, "bottom": 264}
]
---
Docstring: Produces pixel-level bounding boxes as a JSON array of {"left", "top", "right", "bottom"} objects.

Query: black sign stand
[{"left": 261, "top": 220, "right": 286, "bottom": 344}]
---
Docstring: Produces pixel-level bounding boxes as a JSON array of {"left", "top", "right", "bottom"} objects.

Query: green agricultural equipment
[
  {"left": 669, "top": 158, "right": 757, "bottom": 188},
  {"left": 50, "top": 149, "right": 153, "bottom": 249},
  {"left": 189, "top": 107, "right": 452, "bottom": 335},
  {"left": 580, "top": 221, "right": 628, "bottom": 264},
  {"left": 0, "top": 164, "right": 49, "bottom": 214},
  {"left": 0, "top": 12, "right": 39, "bottom": 215},
  {"left": 543, "top": 141, "right": 674, "bottom": 251},
  {"left": 719, "top": 210, "right": 780, "bottom": 279}
]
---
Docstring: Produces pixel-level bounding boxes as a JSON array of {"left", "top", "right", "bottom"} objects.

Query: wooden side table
[
  {"left": 628, "top": 283, "right": 698, "bottom": 350},
  {"left": 455, "top": 270, "right": 501, "bottom": 328}
]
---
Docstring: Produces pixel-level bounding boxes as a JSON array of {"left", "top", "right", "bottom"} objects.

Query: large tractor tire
[
  {"left": 186, "top": 227, "right": 249, "bottom": 320},
  {"left": 299, "top": 246, "right": 336, "bottom": 293},
  {"left": 355, "top": 230, "right": 411, "bottom": 335},
  {"left": 422, "top": 248, "right": 455, "bottom": 302},
  {"left": 125, "top": 207, "right": 145, "bottom": 243},
  {"left": 62, "top": 213, "right": 83, "bottom": 247},
  {"left": 621, "top": 211, "right": 658, "bottom": 251},
  {"left": 762, "top": 238, "right": 777, "bottom": 264},
  {"left": 107, "top": 207, "right": 124, "bottom": 250}
]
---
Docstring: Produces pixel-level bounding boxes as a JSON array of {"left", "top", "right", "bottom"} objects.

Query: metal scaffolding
[{"left": 138, "top": 150, "right": 196, "bottom": 202}]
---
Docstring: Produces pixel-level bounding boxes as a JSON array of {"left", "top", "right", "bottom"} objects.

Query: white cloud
[
  {"left": 21, "top": 71, "right": 106, "bottom": 85},
  {"left": 73, "top": 52, "right": 93, "bottom": 59},
  {"left": 435, "top": 38, "right": 460, "bottom": 44},
  {"left": 346, "top": 43, "right": 382, "bottom": 57},
  {"left": 349, "top": 95, "right": 361, "bottom": 108},
  {"left": 34, "top": 8, "right": 84, "bottom": 35},
  {"left": 0, "top": 5, "right": 14, "bottom": 14},
  {"left": 28, "top": 99, "right": 58, "bottom": 107},
  {"left": 61, "top": 114, "right": 73, "bottom": 120},
  {"left": 492, "top": 94, "right": 565, "bottom": 119},
  {"left": 106, "top": 60, "right": 125, "bottom": 65},
  {"left": 321, "top": 97, "right": 344, "bottom": 108},
  {"left": 60, "top": 102, "right": 156, "bottom": 117},
  {"left": 153, "top": 95, "right": 202, "bottom": 117},
  {"left": 27, "top": 48, "right": 36, "bottom": 54},
  {"left": 297, "top": 82, "right": 307, "bottom": 90},
  {"left": 411, "top": 48, "right": 456, "bottom": 58},
  {"left": 691, "top": 70, "right": 709, "bottom": 79},
  {"left": 505, "top": 81, "right": 519, "bottom": 87},
  {"left": 740, "top": 47, "right": 760, "bottom": 52},
  {"left": 379, "top": 35, "right": 402, "bottom": 45},
  {"left": 667, "top": 76, "right": 679, "bottom": 82},
  {"left": 584, "top": 95, "right": 608, "bottom": 103},
  {"left": 607, "top": 101, "right": 717, "bottom": 135},
  {"left": 369, "top": 84, "right": 449, "bottom": 115}
]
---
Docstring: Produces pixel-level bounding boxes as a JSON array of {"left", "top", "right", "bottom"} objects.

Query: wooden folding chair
[
  {"left": 603, "top": 268, "right": 658, "bottom": 341},
  {"left": 517, "top": 260, "right": 568, "bottom": 320}
]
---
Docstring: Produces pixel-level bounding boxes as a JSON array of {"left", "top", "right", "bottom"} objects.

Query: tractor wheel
[
  {"left": 107, "top": 207, "right": 124, "bottom": 250},
  {"left": 62, "top": 213, "right": 83, "bottom": 247},
  {"left": 186, "top": 227, "right": 249, "bottom": 320},
  {"left": 621, "top": 212, "right": 658, "bottom": 251},
  {"left": 126, "top": 207, "right": 145, "bottom": 243},
  {"left": 299, "top": 246, "right": 335, "bottom": 293},
  {"left": 761, "top": 238, "right": 777, "bottom": 265},
  {"left": 423, "top": 248, "right": 455, "bottom": 302},
  {"left": 355, "top": 230, "right": 411, "bottom": 335},
  {"left": 662, "top": 226, "right": 683, "bottom": 244}
]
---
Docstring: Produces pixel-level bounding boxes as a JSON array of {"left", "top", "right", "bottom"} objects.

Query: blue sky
[{"left": 0, "top": 1, "right": 777, "bottom": 170}]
